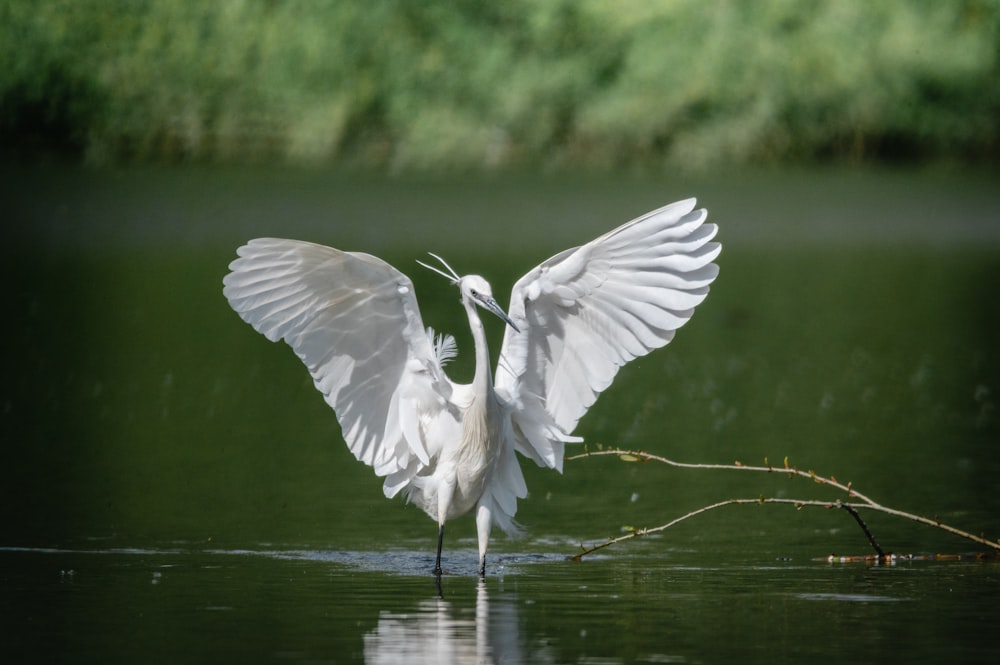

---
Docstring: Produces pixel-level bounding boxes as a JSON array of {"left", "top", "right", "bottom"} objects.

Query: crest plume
[{"left": 416, "top": 252, "right": 461, "bottom": 284}]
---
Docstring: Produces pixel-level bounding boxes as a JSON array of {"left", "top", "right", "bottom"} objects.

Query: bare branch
[
  {"left": 567, "top": 448, "right": 1000, "bottom": 560},
  {"left": 839, "top": 503, "right": 884, "bottom": 557}
]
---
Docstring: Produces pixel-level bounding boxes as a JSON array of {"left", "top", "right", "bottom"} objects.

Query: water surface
[{"left": 2, "top": 166, "right": 998, "bottom": 663}]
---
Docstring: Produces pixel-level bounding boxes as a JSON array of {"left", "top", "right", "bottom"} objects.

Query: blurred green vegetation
[{"left": 1, "top": 0, "right": 998, "bottom": 171}]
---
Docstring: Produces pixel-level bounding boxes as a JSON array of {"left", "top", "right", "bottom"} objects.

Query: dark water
[
  {"left": 3, "top": 166, "right": 999, "bottom": 663},
  {"left": 3, "top": 544, "right": 997, "bottom": 664}
]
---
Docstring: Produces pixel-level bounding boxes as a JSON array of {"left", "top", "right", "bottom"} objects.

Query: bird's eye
[{"left": 470, "top": 289, "right": 478, "bottom": 297}]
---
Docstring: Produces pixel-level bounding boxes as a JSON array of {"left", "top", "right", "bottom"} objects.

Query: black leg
[
  {"left": 433, "top": 524, "right": 444, "bottom": 576},
  {"left": 478, "top": 554, "right": 486, "bottom": 578}
]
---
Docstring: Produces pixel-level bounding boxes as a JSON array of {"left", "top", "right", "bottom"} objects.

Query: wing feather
[
  {"left": 223, "top": 238, "right": 451, "bottom": 492},
  {"left": 496, "top": 199, "right": 721, "bottom": 470}
]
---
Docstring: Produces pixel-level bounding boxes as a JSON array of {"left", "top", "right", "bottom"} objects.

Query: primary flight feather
[{"left": 223, "top": 198, "right": 720, "bottom": 576}]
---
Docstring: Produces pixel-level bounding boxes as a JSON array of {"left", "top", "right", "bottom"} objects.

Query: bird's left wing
[
  {"left": 223, "top": 238, "right": 453, "bottom": 493},
  {"left": 495, "top": 199, "right": 720, "bottom": 471}
]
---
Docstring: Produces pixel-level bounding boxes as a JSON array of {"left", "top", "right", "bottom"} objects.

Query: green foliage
[{"left": 1, "top": 0, "right": 997, "bottom": 170}]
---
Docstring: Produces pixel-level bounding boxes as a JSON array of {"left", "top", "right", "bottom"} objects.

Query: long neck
[{"left": 464, "top": 300, "right": 493, "bottom": 396}]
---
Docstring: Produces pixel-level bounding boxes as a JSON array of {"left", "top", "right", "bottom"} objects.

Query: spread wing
[
  {"left": 223, "top": 238, "right": 456, "bottom": 495},
  {"left": 495, "top": 198, "right": 721, "bottom": 471}
]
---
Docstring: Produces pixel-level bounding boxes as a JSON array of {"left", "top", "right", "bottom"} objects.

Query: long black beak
[{"left": 477, "top": 294, "right": 520, "bottom": 333}]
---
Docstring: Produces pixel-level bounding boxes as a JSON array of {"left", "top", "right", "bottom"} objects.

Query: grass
[{"left": 2, "top": 0, "right": 998, "bottom": 172}]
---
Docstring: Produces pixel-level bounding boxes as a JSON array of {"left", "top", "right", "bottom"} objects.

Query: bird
[{"left": 222, "top": 198, "right": 720, "bottom": 577}]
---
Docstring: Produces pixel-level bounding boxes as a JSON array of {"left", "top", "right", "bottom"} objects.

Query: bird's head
[
  {"left": 459, "top": 275, "right": 519, "bottom": 332},
  {"left": 417, "top": 253, "right": 519, "bottom": 332}
]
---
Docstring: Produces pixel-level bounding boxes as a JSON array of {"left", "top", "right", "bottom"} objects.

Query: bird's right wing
[
  {"left": 223, "top": 238, "right": 456, "bottom": 495},
  {"left": 495, "top": 199, "right": 720, "bottom": 471}
]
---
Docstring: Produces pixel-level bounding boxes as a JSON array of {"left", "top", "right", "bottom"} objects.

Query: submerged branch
[
  {"left": 567, "top": 448, "right": 1000, "bottom": 560},
  {"left": 839, "top": 503, "right": 885, "bottom": 557}
]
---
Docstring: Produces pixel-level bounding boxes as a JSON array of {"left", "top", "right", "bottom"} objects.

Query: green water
[{"left": 3, "top": 166, "right": 998, "bottom": 663}]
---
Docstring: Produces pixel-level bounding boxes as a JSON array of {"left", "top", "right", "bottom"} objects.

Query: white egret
[{"left": 222, "top": 198, "right": 720, "bottom": 576}]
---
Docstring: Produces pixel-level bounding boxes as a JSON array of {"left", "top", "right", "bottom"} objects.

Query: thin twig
[
  {"left": 571, "top": 497, "right": 843, "bottom": 561},
  {"left": 567, "top": 448, "right": 1000, "bottom": 560},
  {"left": 839, "top": 503, "right": 884, "bottom": 556},
  {"left": 568, "top": 448, "right": 877, "bottom": 504}
]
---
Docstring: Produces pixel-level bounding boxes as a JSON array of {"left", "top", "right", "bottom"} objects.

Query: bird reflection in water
[{"left": 363, "top": 581, "right": 537, "bottom": 664}]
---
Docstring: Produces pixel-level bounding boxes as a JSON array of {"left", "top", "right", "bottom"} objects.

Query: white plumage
[{"left": 222, "top": 198, "right": 720, "bottom": 575}]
